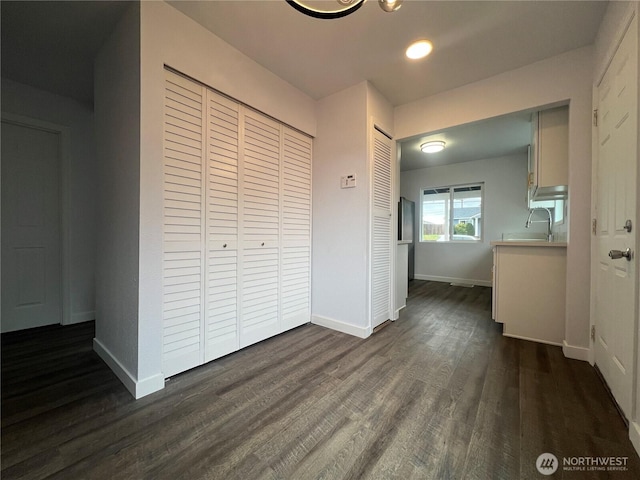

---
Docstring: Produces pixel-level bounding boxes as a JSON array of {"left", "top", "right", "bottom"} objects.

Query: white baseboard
[
  {"left": 503, "top": 333, "right": 562, "bottom": 347},
  {"left": 630, "top": 421, "right": 640, "bottom": 459},
  {"left": 69, "top": 310, "right": 95, "bottom": 324},
  {"left": 93, "top": 338, "right": 164, "bottom": 399},
  {"left": 414, "top": 274, "right": 492, "bottom": 287},
  {"left": 311, "top": 315, "right": 370, "bottom": 339},
  {"left": 562, "top": 340, "right": 590, "bottom": 362}
]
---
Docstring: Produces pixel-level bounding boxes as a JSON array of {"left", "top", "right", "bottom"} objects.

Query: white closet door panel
[
  {"left": 210, "top": 177, "right": 237, "bottom": 192},
  {"left": 371, "top": 129, "right": 393, "bottom": 328},
  {"left": 245, "top": 160, "right": 280, "bottom": 180},
  {"left": 242, "top": 110, "right": 281, "bottom": 250},
  {"left": 372, "top": 216, "right": 391, "bottom": 317},
  {"left": 206, "top": 89, "right": 240, "bottom": 362},
  {"left": 241, "top": 245, "right": 279, "bottom": 347},
  {"left": 244, "top": 195, "right": 279, "bottom": 208},
  {"left": 206, "top": 250, "right": 238, "bottom": 361},
  {"left": 209, "top": 191, "right": 237, "bottom": 205},
  {"left": 281, "top": 128, "right": 312, "bottom": 330},
  {"left": 162, "top": 248, "right": 203, "bottom": 376},
  {"left": 165, "top": 171, "right": 200, "bottom": 188},
  {"left": 163, "top": 70, "right": 205, "bottom": 377},
  {"left": 281, "top": 245, "right": 310, "bottom": 330}
]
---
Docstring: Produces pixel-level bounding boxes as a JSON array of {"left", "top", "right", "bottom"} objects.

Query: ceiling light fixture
[
  {"left": 421, "top": 141, "right": 446, "bottom": 153},
  {"left": 286, "top": 0, "right": 402, "bottom": 20},
  {"left": 406, "top": 39, "right": 433, "bottom": 60},
  {"left": 378, "top": 0, "right": 403, "bottom": 13}
]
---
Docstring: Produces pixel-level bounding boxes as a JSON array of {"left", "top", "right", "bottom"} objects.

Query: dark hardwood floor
[{"left": 2, "top": 281, "right": 639, "bottom": 479}]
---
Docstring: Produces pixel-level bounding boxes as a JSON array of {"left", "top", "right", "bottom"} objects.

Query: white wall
[
  {"left": 401, "top": 154, "right": 529, "bottom": 285},
  {"left": 136, "top": 1, "right": 318, "bottom": 391},
  {"left": 93, "top": 4, "right": 143, "bottom": 394},
  {"left": 312, "top": 82, "right": 370, "bottom": 335},
  {"left": 1, "top": 79, "right": 97, "bottom": 325},
  {"left": 311, "top": 81, "right": 395, "bottom": 337},
  {"left": 395, "top": 46, "right": 593, "bottom": 358}
]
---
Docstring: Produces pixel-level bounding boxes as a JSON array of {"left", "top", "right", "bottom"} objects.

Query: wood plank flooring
[{"left": 2, "top": 280, "right": 639, "bottom": 479}]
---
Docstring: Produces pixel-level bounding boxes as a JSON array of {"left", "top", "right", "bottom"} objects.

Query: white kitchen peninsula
[{"left": 491, "top": 241, "right": 567, "bottom": 345}]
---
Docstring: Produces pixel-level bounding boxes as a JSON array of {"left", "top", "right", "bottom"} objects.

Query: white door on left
[{"left": 1, "top": 120, "right": 61, "bottom": 332}]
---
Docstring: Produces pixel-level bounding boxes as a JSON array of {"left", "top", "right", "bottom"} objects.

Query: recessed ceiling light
[
  {"left": 406, "top": 40, "right": 433, "bottom": 60},
  {"left": 421, "top": 141, "right": 445, "bottom": 153}
]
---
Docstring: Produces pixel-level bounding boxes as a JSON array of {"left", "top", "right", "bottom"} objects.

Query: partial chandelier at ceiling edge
[{"left": 286, "top": 0, "right": 403, "bottom": 19}]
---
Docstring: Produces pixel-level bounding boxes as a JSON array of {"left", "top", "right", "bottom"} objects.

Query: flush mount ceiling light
[
  {"left": 406, "top": 39, "right": 433, "bottom": 60},
  {"left": 286, "top": 0, "right": 402, "bottom": 19},
  {"left": 421, "top": 141, "right": 446, "bottom": 153}
]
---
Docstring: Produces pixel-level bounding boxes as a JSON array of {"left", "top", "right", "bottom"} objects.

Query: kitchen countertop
[{"left": 491, "top": 241, "right": 567, "bottom": 248}]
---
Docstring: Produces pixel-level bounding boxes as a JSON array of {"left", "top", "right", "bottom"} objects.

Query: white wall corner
[
  {"left": 562, "top": 340, "right": 590, "bottom": 362},
  {"left": 93, "top": 338, "right": 164, "bottom": 399},
  {"left": 311, "top": 315, "right": 371, "bottom": 339}
]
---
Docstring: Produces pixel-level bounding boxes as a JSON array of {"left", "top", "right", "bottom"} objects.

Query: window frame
[{"left": 419, "top": 182, "right": 485, "bottom": 243}]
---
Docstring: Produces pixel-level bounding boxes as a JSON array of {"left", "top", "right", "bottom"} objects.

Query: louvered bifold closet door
[
  {"left": 205, "top": 90, "right": 240, "bottom": 362},
  {"left": 162, "top": 70, "right": 206, "bottom": 377},
  {"left": 371, "top": 128, "right": 393, "bottom": 327},
  {"left": 240, "top": 109, "right": 281, "bottom": 347},
  {"left": 281, "top": 127, "right": 312, "bottom": 330}
]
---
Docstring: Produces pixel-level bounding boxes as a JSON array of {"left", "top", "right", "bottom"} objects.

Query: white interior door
[
  {"left": 371, "top": 127, "right": 393, "bottom": 329},
  {"left": 1, "top": 120, "right": 61, "bottom": 332},
  {"left": 594, "top": 15, "right": 637, "bottom": 418}
]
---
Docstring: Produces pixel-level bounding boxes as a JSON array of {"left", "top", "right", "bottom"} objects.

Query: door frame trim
[{"left": 1, "top": 112, "right": 72, "bottom": 326}]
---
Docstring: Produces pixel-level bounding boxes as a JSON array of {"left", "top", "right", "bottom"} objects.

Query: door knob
[{"left": 609, "top": 248, "right": 633, "bottom": 261}]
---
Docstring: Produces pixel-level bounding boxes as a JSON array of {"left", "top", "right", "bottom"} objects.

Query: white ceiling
[
  {"left": 1, "top": 1, "right": 607, "bottom": 167},
  {"left": 1, "top": 1, "right": 131, "bottom": 106},
  {"left": 169, "top": 0, "right": 607, "bottom": 106},
  {"left": 399, "top": 110, "right": 533, "bottom": 171}
]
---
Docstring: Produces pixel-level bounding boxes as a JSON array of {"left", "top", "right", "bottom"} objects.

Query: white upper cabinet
[{"left": 528, "top": 106, "right": 569, "bottom": 200}]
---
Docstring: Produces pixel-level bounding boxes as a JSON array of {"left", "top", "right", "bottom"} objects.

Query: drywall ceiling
[
  {"left": 1, "top": 1, "right": 607, "bottom": 109},
  {"left": 1, "top": 1, "right": 131, "bottom": 107},
  {"left": 169, "top": 0, "right": 607, "bottom": 106},
  {"left": 399, "top": 111, "right": 532, "bottom": 171}
]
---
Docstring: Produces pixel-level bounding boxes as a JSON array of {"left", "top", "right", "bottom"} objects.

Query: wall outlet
[{"left": 341, "top": 174, "right": 356, "bottom": 188}]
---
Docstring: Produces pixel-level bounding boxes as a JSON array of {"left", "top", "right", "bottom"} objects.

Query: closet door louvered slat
[
  {"left": 162, "top": 70, "right": 206, "bottom": 377},
  {"left": 281, "top": 127, "right": 312, "bottom": 330},
  {"left": 371, "top": 129, "right": 392, "bottom": 328},
  {"left": 205, "top": 90, "right": 240, "bottom": 362},
  {"left": 240, "top": 110, "right": 281, "bottom": 347}
]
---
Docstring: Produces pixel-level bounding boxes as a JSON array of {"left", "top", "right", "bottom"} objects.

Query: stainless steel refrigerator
[{"left": 398, "top": 197, "right": 415, "bottom": 280}]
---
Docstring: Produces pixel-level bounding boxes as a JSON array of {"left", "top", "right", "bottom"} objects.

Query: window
[{"left": 421, "top": 183, "right": 483, "bottom": 242}]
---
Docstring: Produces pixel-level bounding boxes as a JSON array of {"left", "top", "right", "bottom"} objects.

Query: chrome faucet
[{"left": 525, "top": 207, "right": 553, "bottom": 241}]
